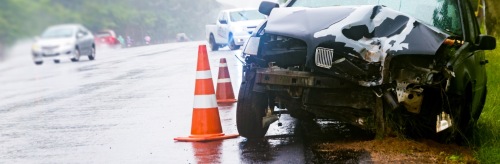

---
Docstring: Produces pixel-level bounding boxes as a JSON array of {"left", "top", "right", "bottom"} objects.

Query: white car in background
[
  {"left": 32, "top": 24, "right": 95, "bottom": 65},
  {"left": 206, "top": 8, "right": 266, "bottom": 51}
]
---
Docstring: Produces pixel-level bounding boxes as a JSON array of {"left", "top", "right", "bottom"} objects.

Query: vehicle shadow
[{"left": 301, "top": 119, "right": 375, "bottom": 163}]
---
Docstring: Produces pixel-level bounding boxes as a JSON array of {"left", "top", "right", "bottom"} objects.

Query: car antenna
[{"left": 399, "top": 0, "right": 402, "bottom": 11}]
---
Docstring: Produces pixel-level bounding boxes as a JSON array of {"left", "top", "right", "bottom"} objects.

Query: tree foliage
[
  {"left": 0, "top": 0, "right": 221, "bottom": 45},
  {"left": 484, "top": 0, "right": 500, "bottom": 35}
]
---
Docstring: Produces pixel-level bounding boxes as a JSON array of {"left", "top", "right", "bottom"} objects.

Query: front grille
[
  {"left": 315, "top": 47, "right": 335, "bottom": 69},
  {"left": 42, "top": 46, "right": 59, "bottom": 50},
  {"left": 261, "top": 34, "right": 307, "bottom": 67},
  {"left": 43, "top": 53, "right": 59, "bottom": 57}
]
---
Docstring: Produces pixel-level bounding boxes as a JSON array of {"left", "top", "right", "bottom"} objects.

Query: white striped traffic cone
[
  {"left": 216, "top": 58, "right": 237, "bottom": 103},
  {"left": 174, "top": 45, "right": 238, "bottom": 142}
]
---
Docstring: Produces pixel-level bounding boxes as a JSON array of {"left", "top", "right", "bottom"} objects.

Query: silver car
[{"left": 32, "top": 24, "right": 95, "bottom": 65}]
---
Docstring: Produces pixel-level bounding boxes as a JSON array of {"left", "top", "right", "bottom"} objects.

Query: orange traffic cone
[
  {"left": 174, "top": 45, "right": 238, "bottom": 142},
  {"left": 216, "top": 58, "right": 237, "bottom": 103}
]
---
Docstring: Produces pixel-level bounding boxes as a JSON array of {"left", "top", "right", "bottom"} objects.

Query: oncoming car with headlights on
[{"left": 32, "top": 24, "right": 96, "bottom": 65}]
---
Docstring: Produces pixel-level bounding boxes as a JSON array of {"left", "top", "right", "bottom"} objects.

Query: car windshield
[
  {"left": 229, "top": 10, "right": 266, "bottom": 22},
  {"left": 96, "top": 33, "right": 111, "bottom": 38},
  {"left": 40, "top": 27, "right": 75, "bottom": 39},
  {"left": 290, "top": 0, "right": 462, "bottom": 35}
]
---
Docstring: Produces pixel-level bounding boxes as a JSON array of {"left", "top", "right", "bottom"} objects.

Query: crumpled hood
[{"left": 265, "top": 5, "right": 449, "bottom": 62}]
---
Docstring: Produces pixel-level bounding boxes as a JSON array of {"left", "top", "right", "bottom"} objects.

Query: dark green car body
[{"left": 236, "top": 0, "right": 496, "bottom": 142}]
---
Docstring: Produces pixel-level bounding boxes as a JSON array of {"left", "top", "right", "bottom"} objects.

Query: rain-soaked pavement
[{"left": 0, "top": 41, "right": 373, "bottom": 163}]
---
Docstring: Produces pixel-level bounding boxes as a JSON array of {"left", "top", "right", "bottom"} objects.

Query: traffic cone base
[
  {"left": 217, "top": 99, "right": 237, "bottom": 103},
  {"left": 216, "top": 82, "right": 236, "bottom": 103},
  {"left": 216, "top": 82, "right": 237, "bottom": 103},
  {"left": 174, "top": 45, "right": 238, "bottom": 142},
  {"left": 216, "top": 58, "right": 237, "bottom": 103},
  {"left": 174, "top": 133, "right": 239, "bottom": 142}
]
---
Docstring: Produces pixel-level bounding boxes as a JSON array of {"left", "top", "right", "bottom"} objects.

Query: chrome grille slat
[{"left": 315, "top": 47, "right": 335, "bottom": 69}]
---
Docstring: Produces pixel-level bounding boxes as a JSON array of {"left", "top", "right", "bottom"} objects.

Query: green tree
[{"left": 0, "top": 0, "right": 221, "bottom": 46}]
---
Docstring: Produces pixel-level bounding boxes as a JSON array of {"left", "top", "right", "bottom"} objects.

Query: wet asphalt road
[{"left": 0, "top": 42, "right": 306, "bottom": 163}]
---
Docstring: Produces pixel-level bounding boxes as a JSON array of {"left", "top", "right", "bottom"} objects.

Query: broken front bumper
[
  {"left": 255, "top": 67, "right": 356, "bottom": 89},
  {"left": 254, "top": 67, "right": 376, "bottom": 127},
  {"left": 254, "top": 67, "right": 453, "bottom": 132}
]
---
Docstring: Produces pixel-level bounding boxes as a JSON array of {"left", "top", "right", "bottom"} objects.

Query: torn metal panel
[{"left": 265, "top": 6, "right": 355, "bottom": 39}]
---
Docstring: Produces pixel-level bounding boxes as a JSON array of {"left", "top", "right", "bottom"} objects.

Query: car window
[
  {"left": 96, "top": 33, "right": 111, "bottom": 37},
  {"left": 218, "top": 12, "right": 228, "bottom": 23},
  {"left": 229, "top": 10, "right": 266, "bottom": 22},
  {"left": 463, "top": 0, "right": 479, "bottom": 42},
  {"left": 79, "top": 28, "right": 88, "bottom": 36},
  {"left": 41, "top": 27, "right": 75, "bottom": 39},
  {"left": 221, "top": 13, "right": 228, "bottom": 22},
  {"left": 290, "top": 0, "right": 462, "bottom": 36}
]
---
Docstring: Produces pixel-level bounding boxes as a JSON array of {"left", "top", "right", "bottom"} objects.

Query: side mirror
[
  {"left": 219, "top": 19, "right": 228, "bottom": 24},
  {"left": 477, "top": 35, "right": 496, "bottom": 50},
  {"left": 259, "top": 1, "right": 279, "bottom": 16},
  {"left": 77, "top": 32, "right": 84, "bottom": 39}
]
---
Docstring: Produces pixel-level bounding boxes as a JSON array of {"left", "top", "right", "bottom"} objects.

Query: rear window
[{"left": 96, "top": 32, "right": 111, "bottom": 38}]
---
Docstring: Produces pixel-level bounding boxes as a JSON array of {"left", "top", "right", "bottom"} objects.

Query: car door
[
  {"left": 77, "top": 27, "right": 92, "bottom": 54},
  {"left": 83, "top": 28, "right": 94, "bottom": 51},
  {"left": 216, "top": 12, "right": 229, "bottom": 43},
  {"left": 449, "top": 0, "right": 486, "bottom": 113},
  {"left": 76, "top": 28, "right": 87, "bottom": 54},
  {"left": 460, "top": 0, "right": 487, "bottom": 115}
]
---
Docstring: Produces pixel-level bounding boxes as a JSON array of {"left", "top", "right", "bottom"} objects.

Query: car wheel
[
  {"left": 228, "top": 35, "right": 240, "bottom": 50},
  {"left": 209, "top": 34, "right": 219, "bottom": 51},
  {"left": 440, "top": 91, "right": 474, "bottom": 144},
  {"left": 54, "top": 59, "right": 60, "bottom": 63},
  {"left": 88, "top": 46, "right": 96, "bottom": 60},
  {"left": 236, "top": 68, "right": 270, "bottom": 139},
  {"left": 71, "top": 48, "right": 80, "bottom": 62},
  {"left": 34, "top": 61, "right": 43, "bottom": 65},
  {"left": 395, "top": 86, "right": 475, "bottom": 144}
]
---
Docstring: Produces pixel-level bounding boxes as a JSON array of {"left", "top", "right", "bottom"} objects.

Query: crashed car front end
[{"left": 243, "top": 4, "right": 464, "bottom": 131}]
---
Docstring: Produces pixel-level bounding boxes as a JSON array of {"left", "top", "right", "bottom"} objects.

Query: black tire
[
  {"left": 228, "top": 35, "right": 240, "bottom": 50},
  {"left": 473, "top": 88, "right": 487, "bottom": 122},
  {"left": 209, "top": 34, "right": 219, "bottom": 51},
  {"left": 446, "top": 91, "right": 474, "bottom": 144},
  {"left": 34, "top": 61, "right": 43, "bottom": 65},
  {"left": 71, "top": 48, "right": 80, "bottom": 62},
  {"left": 236, "top": 68, "right": 270, "bottom": 139},
  {"left": 88, "top": 45, "right": 96, "bottom": 60},
  {"left": 54, "top": 59, "right": 60, "bottom": 63}
]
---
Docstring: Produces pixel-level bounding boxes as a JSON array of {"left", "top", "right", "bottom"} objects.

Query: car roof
[{"left": 46, "top": 24, "right": 83, "bottom": 30}]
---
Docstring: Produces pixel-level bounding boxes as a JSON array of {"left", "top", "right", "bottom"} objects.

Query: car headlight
[
  {"left": 32, "top": 44, "right": 41, "bottom": 52},
  {"left": 243, "top": 36, "right": 260, "bottom": 55}
]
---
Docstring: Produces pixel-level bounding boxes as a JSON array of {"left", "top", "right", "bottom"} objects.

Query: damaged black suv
[{"left": 236, "top": 0, "right": 496, "bottom": 142}]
